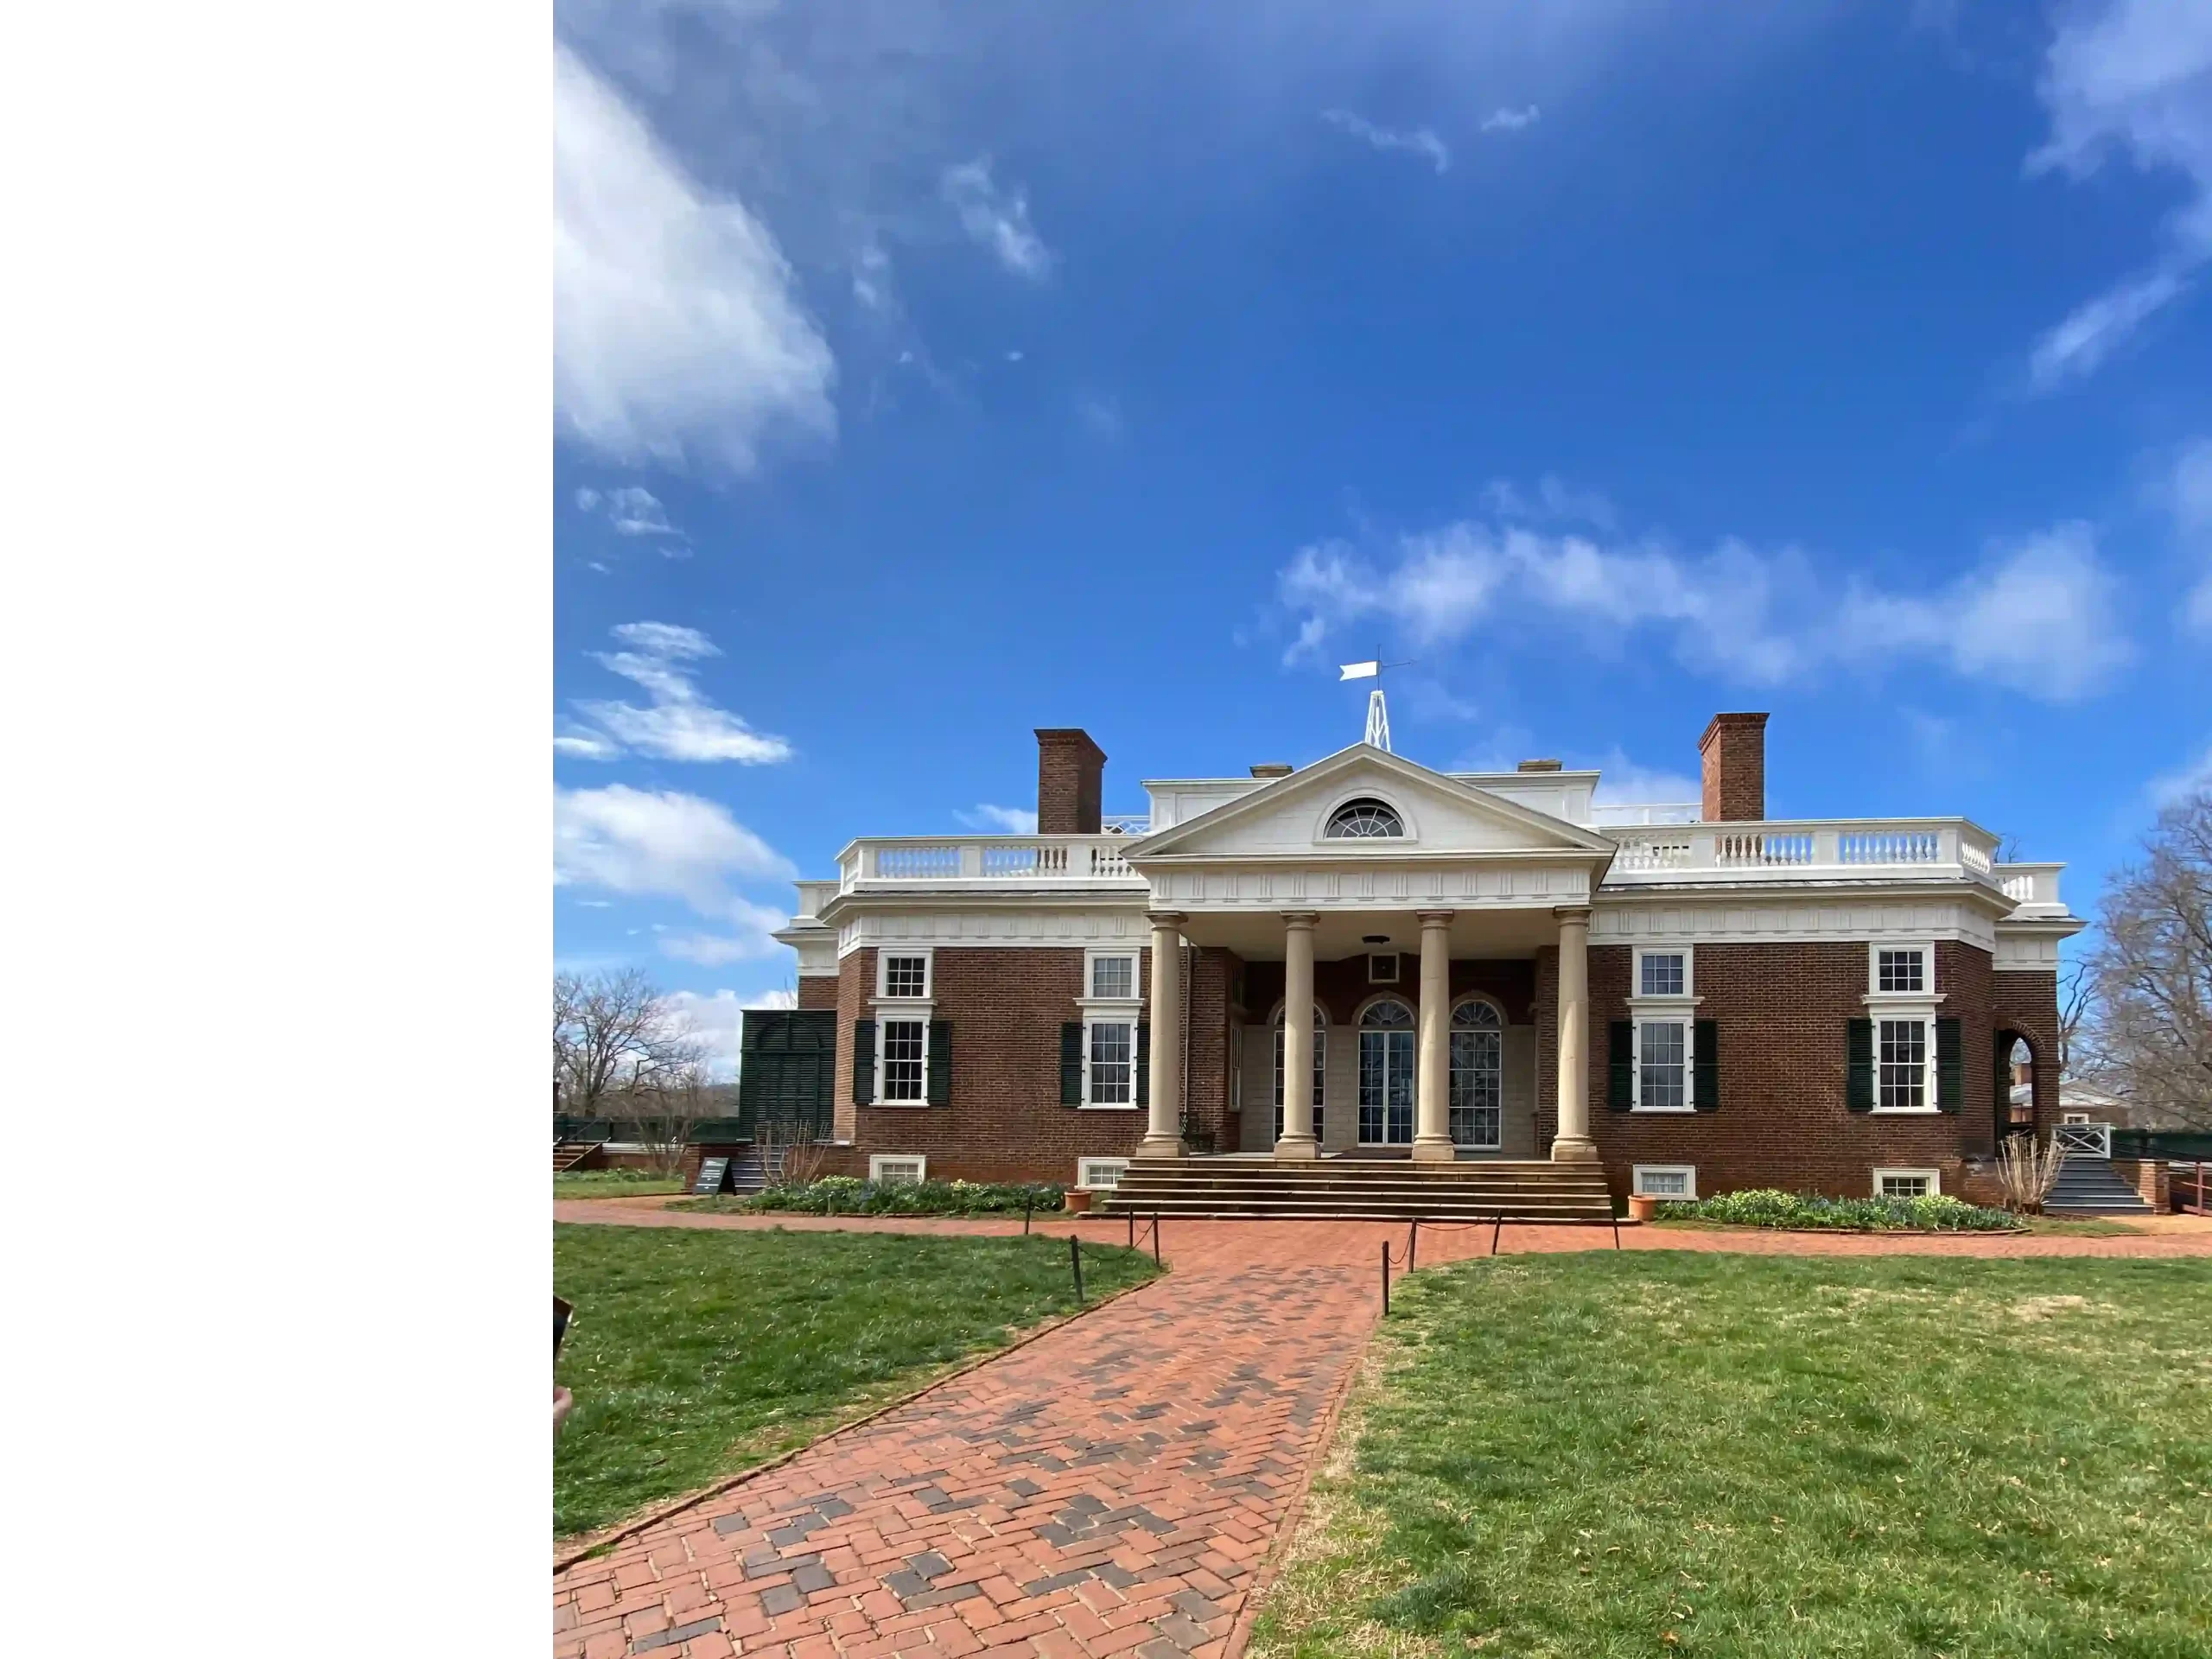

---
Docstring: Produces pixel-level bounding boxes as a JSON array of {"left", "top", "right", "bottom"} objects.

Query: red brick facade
[
  {"left": 812, "top": 934, "right": 2059, "bottom": 1201},
  {"left": 797, "top": 976, "right": 837, "bottom": 1010}
]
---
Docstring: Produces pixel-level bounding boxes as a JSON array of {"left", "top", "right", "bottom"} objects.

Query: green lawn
[
  {"left": 553, "top": 1224, "right": 1158, "bottom": 1538},
  {"left": 556, "top": 1169, "right": 683, "bottom": 1200},
  {"left": 1253, "top": 1253, "right": 2212, "bottom": 1659}
]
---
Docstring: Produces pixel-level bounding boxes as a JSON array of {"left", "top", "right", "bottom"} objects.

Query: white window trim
[
  {"left": 1866, "top": 940, "right": 1934, "bottom": 999},
  {"left": 1077, "top": 1157, "right": 1130, "bottom": 1192},
  {"left": 1632, "top": 1163, "right": 1699, "bottom": 1199},
  {"left": 1311, "top": 793, "right": 1420, "bottom": 845},
  {"left": 876, "top": 946, "right": 934, "bottom": 1001},
  {"left": 1630, "top": 1014, "right": 1695, "bottom": 1113},
  {"left": 1872, "top": 1166, "right": 1940, "bottom": 1198},
  {"left": 1868, "top": 1012, "right": 1940, "bottom": 1115},
  {"left": 1367, "top": 952, "right": 1401, "bottom": 985},
  {"left": 1354, "top": 996, "right": 1418, "bottom": 1146},
  {"left": 1631, "top": 944, "right": 1696, "bottom": 1003},
  {"left": 1082, "top": 946, "right": 1141, "bottom": 1007},
  {"left": 873, "top": 1014, "right": 933, "bottom": 1108},
  {"left": 869, "top": 1154, "right": 927, "bottom": 1185},
  {"left": 1079, "top": 1014, "right": 1141, "bottom": 1110}
]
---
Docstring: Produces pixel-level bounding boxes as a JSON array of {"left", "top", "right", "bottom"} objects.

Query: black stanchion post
[
  {"left": 1070, "top": 1232, "right": 1085, "bottom": 1305},
  {"left": 1128, "top": 1211, "right": 1135, "bottom": 1250},
  {"left": 1407, "top": 1218, "right": 1418, "bottom": 1271},
  {"left": 1381, "top": 1239, "right": 1390, "bottom": 1316},
  {"left": 1152, "top": 1211, "right": 1162, "bottom": 1267},
  {"left": 1024, "top": 1186, "right": 1034, "bottom": 1236},
  {"left": 1491, "top": 1213, "right": 1503, "bottom": 1257}
]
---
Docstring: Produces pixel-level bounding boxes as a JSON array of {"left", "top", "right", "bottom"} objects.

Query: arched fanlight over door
[
  {"left": 1449, "top": 1001, "right": 1503, "bottom": 1150},
  {"left": 1325, "top": 798, "right": 1404, "bottom": 839}
]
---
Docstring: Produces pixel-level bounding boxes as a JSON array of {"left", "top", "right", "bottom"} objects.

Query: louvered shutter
[
  {"left": 852, "top": 1020, "right": 876, "bottom": 1105},
  {"left": 1135, "top": 1022, "right": 1151, "bottom": 1107},
  {"left": 1936, "top": 1017, "right": 1961, "bottom": 1113},
  {"left": 1606, "top": 1020, "right": 1633, "bottom": 1110},
  {"left": 1059, "top": 1023, "right": 1084, "bottom": 1106},
  {"left": 926, "top": 1020, "right": 952, "bottom": 1104},
  {"left": 1846, "top": 1018, "right": 1873, "bottom": 1112},
  {"left": 1694, "top": 1020, "right": 1718, "bottom": 1113}
]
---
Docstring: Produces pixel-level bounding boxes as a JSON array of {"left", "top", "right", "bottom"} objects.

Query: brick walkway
[{"left": 553, "top": 1205, "right": 2212, "bottom": 1659}]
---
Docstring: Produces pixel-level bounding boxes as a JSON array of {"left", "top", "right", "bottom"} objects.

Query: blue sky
[{"left": 552, "top": 0, "right": 2212, "bottom": 1071}]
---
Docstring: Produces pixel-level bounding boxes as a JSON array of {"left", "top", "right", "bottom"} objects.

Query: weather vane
[{"left": 1338, "top": 652, "right": 1413, "bottom": 753}]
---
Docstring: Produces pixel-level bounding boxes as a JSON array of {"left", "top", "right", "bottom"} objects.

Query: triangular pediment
[{"left": 1128, "top": 744, "right": 1616, "bottom": 862}]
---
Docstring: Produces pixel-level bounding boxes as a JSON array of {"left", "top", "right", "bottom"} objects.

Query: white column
[
  {"left": 1138, "top": 912, "right": 1186, "bottom": 1158},
  {"left": 1551, "top": 906, "right": 1598, "bottom": 1162},
  {"left": 1274, "top": 912, "right": 1319, "bottom": 1160},
  {"left": 1412, "top": 910, "right": 1456, "bottom": 1162}
]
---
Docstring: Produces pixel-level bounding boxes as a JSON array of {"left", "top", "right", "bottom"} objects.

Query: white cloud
[
  {"left": 659, "top": 897, "right": 789, "bottom": 966},
  {"left": 1278, "top": 512, "right": 2131, "bottom": 702},
  {"left": 941, "top": 158, "right": 1053, "bottom": 278},
  {"left": 2022, "top": 2, "right": 2212, "bottom": 391},
  {"left": 555, "top": 42, "right": 836, "bottom": 472},
  {"left": 554, "top": 785, "right": 795, "bottom": 916},
  {"left": 1076, "top": 393, "right": 1122, "bottom": 441},
  {"left": 1480, "top": 474, "right": 1615, "bottom": 529},
  {"left": 2158, "top": 435, "right": 2212, "bottom": 631},
  {"left": 1480, "top": 105, "right": 1541, "bottom": 132},
  {"left": 561, "top": 621, "right": 794, "bottom": 764},
  {"left": 575, "top": 485, "right": 685, "bottom": 539},
  {"left": 1589, "top": 753, "right": 1700, "bottom": 806},
  {"left": 662, "top": 989, "right": 749, "bottom": 1077},
  {"left": 1321, "top": 109, "right": 1451, "bottom": 174},
  {"left": 2150, "top": 741, "right": 2212, "bottom": 805},
  {"left": 956, "top": 804, "right": 1040, "bottom": 833}
]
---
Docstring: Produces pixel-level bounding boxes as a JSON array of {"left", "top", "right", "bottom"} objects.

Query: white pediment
[{"left": 1126, "top": 745, "right": 1616, "bottom": 862}]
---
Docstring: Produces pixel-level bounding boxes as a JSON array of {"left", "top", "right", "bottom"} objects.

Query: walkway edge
[
  {"left": 1217, "top": 1295, "right": 1378, "bottom": 1659},
  {"left": 552, "top": 1266, "right": 1163, "bottom": 1574}
]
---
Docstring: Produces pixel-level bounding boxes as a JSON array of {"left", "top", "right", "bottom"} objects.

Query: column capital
[
  {"left": 1145, "top": 910, "right": 1188, "bottom": 929},
  {"left": 1414, "top": 908, "right": 1457, "bottom": 927},
  {"left": 1279, "top": 911, "right": 1319, "bottom": 930},
  {"left": 1551, "top": 905, "right": 1593, "bottom": 925}
]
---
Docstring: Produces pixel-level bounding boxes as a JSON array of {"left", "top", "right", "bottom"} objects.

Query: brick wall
[
  {"left": 1991, "top": 969, "right": 2060, "bottom": 1142},
  {"left": 798, "top": 976, "right": 837, "bottom": 1010},
  {"left": 1239, "top": 957, "right": 1535, "bottom": 1029},
  {"left": 831, "top": 945, "right": 1156, "bottom": 1185},
  {"left": 1537, "top": 939, "right": 1997, "bottom": 1201}
]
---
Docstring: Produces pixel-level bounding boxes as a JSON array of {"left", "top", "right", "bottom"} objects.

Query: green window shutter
[
  {"left": 927, "top": 1020, "right": 952, "bottom": 1105},
  {"left": 1135, "top": 1022, "right": 1151, "bottom": 1107},
  {"left": 1060, "top": 1022, "right": 1084, "bottom": 1106},
  {"left": 1694, "top": 1020, "right": 1719, "bottom": 1113},
  {"left": 1847, "top": 1018, "right": 1873, "bottom": 1113},
  {"left": 1936, "top": 1017, "right": 1962, "bottom": 1114},
  {"left": 852, "top": 1020, "right": 876, "bottom": 1105},
  {"left": 1606, "top": 1020, "right": 1633, "bottom": 1111}
]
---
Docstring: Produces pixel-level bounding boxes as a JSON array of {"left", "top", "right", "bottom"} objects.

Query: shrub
[
  {"left": 1657, "top": 1187, "right": 2021, "bottom": 1232},
  {"left": 741, "top": 1177, "right": 1067, "bottom": 1217}
]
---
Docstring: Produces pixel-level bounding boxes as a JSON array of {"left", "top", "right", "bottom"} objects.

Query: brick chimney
[
  {"left": 1035, "top": 728, "right": 1106, "bottom": 835},
  {"left": 1698, "top": 713, "right": 1770, "bottom": 823}
]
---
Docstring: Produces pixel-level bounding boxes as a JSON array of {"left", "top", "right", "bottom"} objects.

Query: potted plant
[
  {"left": 1626, "top": 1193, "right": 1660, "bottom": 1224},
  {"left": 1064, "top": 1188, "right": 1095, "bottom": 1214}
]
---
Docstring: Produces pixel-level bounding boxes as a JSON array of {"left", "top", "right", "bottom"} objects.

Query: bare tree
[
  {"left": 554, "top": 968, "right": 706, "bottom": 1119},
  {"left": 626, "top": 1063, "right": 711, "bottom": 1180},
  {"left": 2056, "top": 959, "right": 2092, "bottom": 1077},
  {"left": 2078, "top": 791, "right": 2212, "bottom": 1130},
  {"left": 1993, "top": 1134, "right": 2063, "bottom": 1214}
]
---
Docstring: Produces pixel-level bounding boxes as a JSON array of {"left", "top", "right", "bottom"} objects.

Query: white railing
[
  {"left": 1589, "top": 801, "right": 1702, "bottom": 827},
  {"left": 1995, "top": 861, "right": 2065, "bottom": 912},
  {"left": 1604, "top": 819, "right": 2004, "bottom": 889},
  {"left": 2053, "top": 1122, "right": 2112, "bottom": 1159},
  {"left": 1100, "top": 814, "right": 1153, "bottom": 836},
  {"left": 839, "top": 836, "right": 1146, "bottom": 891}
]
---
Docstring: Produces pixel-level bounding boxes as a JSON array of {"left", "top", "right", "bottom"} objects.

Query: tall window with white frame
[
  {"left": 880, "top": 1019, "right": 927, "bottom": 1102},
  {"left": 1638, "top": 1020, "right": 1687, "bottom": 1109},
  {"left": 1273, "top": 1008, "right": 1325, "bottom": 1141},
  {"left": 1447, "top": 1001, "right": 1502, "bottom": 1149},
  {"left": 1358, "top": 999, "right": 1415, "bottom": 1145},
  {"left": 1087, "top": 1019, "right": 1135, "bottom": 1104},
  {"left": 1878, "top": 1018, "right": 1927, "bottom": 1110}
]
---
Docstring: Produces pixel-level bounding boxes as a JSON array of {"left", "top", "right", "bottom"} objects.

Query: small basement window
[
  {"left": 1874, "top": 1167, "right": 1938, "bottom": 1199},
  {"left": 1632, "top": 1165, "right": 1696, "bottom": 1199},
  {"left": 1077, "top": 1158, "right": 1130, "bottom": 1192},
  {"left": 869, "top": 1154, "right": 926, "bottom": 1185}
]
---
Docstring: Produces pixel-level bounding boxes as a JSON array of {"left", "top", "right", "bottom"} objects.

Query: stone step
[{"left": 1103, "top": 1159, "right": 1613, "bottom": 1221}]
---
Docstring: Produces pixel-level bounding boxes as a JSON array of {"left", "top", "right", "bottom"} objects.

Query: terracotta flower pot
[
  {"left": 1064, "top": 1190, "right": 1094, "bottom": 1214},
  {"left": 1627, "top": 1194, "right": 1660, "bottom": 1224}
]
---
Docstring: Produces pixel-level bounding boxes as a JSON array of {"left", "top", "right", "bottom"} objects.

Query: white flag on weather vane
[{"left": 1338, "top": 660, "right": 1380, "bottom": 681}]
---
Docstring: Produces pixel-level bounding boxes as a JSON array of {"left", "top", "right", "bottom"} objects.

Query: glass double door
[{"left": 1357, "top": 1027, "right": 1415, "bottom": 1145}]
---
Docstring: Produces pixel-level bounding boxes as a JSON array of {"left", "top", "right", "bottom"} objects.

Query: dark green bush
[
  {"left": 740, "top": 1176, "right": 1066, "bottom": 1217},
  {"left": 1658, "top": 1187, "right": 2021, "bottom": 1232}
]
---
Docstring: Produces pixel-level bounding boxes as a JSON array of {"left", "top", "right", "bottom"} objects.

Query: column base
[
  {"left": 1273, "top": 1135, "right": 1319, "bottom": 1161},
  {"left": 1135, "top": 1134, "right": 1185, "bottom": 1160},
  {"left": 1550, "top": 1135, "right": 1599, "bottom": 1164},
  {"left": 1409, "top": 1136, "right": 1457, "bottom": 1163}
]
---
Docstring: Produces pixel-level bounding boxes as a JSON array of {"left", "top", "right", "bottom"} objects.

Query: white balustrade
[
  {"left": 2053, "top": 1122, "right": 2111, "bottom": 1158},
  {"left": 841, "top": 836, "right": 1147, "bottom": 891},
  {"left": 1604, "top": 819, "right": 2031, "bottom": 893}
]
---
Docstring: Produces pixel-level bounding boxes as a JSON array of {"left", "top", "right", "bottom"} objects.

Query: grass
[
  {"left": 1252, "top": 1252, "right": 2212, "bottom": 1659},
  {"left": 553, "top": 1224, "right": 1158, "bottom": 1538},
  {"left": 556, "top": 1168, "right": 684, "bottom": 1200}
]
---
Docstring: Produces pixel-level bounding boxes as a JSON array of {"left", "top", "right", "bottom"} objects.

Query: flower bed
[
  {"left": 703, "top": 1176, "right": 1067, "bottom": 1217},
  {"left": 1656, "top": 1188, "right": 2022, "bottom": 1232}
]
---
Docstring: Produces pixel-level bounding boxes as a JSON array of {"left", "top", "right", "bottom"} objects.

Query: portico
[{"left": 1122, "top": 743, "right": 1618, "bottom": 1164}]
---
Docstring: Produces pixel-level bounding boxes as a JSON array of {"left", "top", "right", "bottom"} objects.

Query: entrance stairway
[
  {"left": 552, "top": 1140, "right": 601, "bottom": 1174},
  {"left": 1101, "top": 1157, "right": 1614, "bottom": 1223},
  {"left": 2044, "top": 1154, "right": 2155, "bottom": 1217}
]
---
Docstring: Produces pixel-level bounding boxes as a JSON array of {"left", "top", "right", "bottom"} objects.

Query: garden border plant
[
  {"left": 1655, "top": 1186, "right": 2024, "bottom": 1232},
  {"left": 673, "top": 1174, "right": 1068, "bottom": 1218}
]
